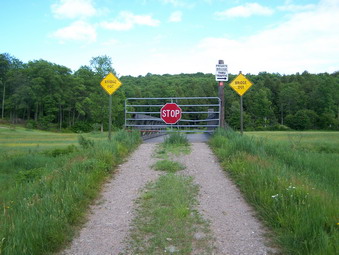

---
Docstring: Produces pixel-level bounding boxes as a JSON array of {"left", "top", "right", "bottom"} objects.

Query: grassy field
[
  {"left": 210, "top": 130, "right": 339, "bottom": 255},
  {"left": 0, "top": 126, "right": 107, "bottom": 155},
  {"left": 0, "top": 128, "right": 141, "bottom": 255},
  {"left": 246, "top": 131, "right": 339, "bottom": 154}
]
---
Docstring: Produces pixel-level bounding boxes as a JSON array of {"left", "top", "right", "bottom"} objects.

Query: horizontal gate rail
[
  {"left": 127, "top": 111, "right": 217, "bottom": 114},
  {"left": 127, "top": 124, "right": 220, "bottom": 128},
  {"left": 126, "top": 119, "right": 219, "bottom": 122}
]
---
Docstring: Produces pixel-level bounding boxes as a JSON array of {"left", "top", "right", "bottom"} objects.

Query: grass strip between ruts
[{"left": 126, "top": 174, "right": 214, "bottom": 254}]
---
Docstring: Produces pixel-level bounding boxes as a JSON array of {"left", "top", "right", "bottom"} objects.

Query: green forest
[{"left": 1, "top": 53, "right": 339, "bottom": 132}]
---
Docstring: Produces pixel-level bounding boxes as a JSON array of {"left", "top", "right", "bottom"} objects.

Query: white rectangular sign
[{"left": 215, "top": 64, "right": 228, "bottom": 81}]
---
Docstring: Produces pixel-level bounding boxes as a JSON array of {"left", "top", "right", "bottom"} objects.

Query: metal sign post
[
  {"left": 100, "top": 72, "right": 122, "bottom": 140},
  {"left": 229, "top": 71, "right": 253, "bottom": 135},
  {"left": 108, "top": 95, "right": 112, "bottom": 140},
  {"left": 240, "top": 95, "right": 243, "bottom": 135}
]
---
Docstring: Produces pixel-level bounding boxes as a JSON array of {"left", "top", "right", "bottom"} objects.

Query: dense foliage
[{"left": 1, "top": 53, "right": 338, "bottom": 131}]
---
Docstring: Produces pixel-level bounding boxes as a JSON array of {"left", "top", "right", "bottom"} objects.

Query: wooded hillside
[{"left": 1, "top": 53, "right": 338, "bottom": 131}]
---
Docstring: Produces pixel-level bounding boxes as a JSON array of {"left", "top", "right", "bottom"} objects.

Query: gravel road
[{"left": 61, "top": 142, "right": 277, "bottom": 255}]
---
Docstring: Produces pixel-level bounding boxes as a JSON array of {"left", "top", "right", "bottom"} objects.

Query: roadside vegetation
[
  {"left": 127, "top": 132, "right": 214, "bottom": 254},
  {"left": 0, "top": 130, "right": 140, "bottom": 255},
  {"left": 210, "top": 129, "right": 339, "bottom": 255}
]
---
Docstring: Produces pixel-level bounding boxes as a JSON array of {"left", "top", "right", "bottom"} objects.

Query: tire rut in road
[{"left": 177, "top": 143, "right": 278, "bottom": 255}]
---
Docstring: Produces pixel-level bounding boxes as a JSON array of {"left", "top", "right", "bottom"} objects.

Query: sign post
[
  {"left": 100, "top": 72, "right": 122, "bottom": 140},
  {"left": 216, "top": 60, "right": 228, "bottom": 128},
  {"left": 229, "top": 71, "right": 253, "bottom": 135}
]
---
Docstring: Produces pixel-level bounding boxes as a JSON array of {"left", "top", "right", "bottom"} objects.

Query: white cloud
[
  {"left": 169, "top": 11, "right": 182, "bottom": 22},
  {"left": 100, "top": 11, "right": 160, "bottom": 31},
  {"left": 51, "top": 20, "right": 97, "bottom": 43},
  {"left": 51, "top": 0, "right": 97, "bottom": 19},
  {"left": 116, "top": 0, "right": 339, "bottom": 76},
  {"left": 216, "top": 3, "right": 274, "bottom": 18},
  {"left": 197, "top": 0, "right": 339, "bottom": 74}
]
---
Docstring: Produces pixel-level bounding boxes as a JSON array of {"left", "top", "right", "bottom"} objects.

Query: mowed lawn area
[{"left": 0, "top": 126, "right": 107, "bottom": 155}]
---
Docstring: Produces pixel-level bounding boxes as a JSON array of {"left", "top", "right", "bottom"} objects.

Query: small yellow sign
[
  {"left": 100, "top": 72, "right": 122, "bottom": 95},
  {"left": 229, "top": 73, "right": 253, "bottom": 96}
]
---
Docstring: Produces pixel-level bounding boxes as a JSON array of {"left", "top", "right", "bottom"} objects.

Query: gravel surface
[
  {"left": 61, "top": 142, "right": 277, "bottom": 255},
  {"left": 178, "top": 143, "right": 277, "bottom": 255},
  {"left": 61, "top": 143, "right": 159, "bottom": 255}
]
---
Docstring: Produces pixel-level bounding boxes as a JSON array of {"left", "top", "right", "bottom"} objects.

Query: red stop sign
[{"left": 160, "top": 103, "right": 182, "bottom": 124}]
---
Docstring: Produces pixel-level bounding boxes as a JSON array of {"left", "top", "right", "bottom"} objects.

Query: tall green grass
[
  {"left": 164, "top": 132, "right": 190, "bottom": 147},
  {"left": 0, "top": 130, "right": 141, "bottom": 255},
  {"left": 210, "top": 129, "right": 339, "bottom": 255}
]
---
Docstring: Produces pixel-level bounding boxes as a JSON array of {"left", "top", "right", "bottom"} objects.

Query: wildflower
[
  {"left": 271, "top": 194, "right": 279, "bottom": 199},
  {"left": 286, "top": 185, "right": 296, "bottom": 191}
]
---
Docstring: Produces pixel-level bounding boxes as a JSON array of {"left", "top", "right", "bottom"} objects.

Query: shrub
[
  {"left": 71, "top": 121, "right": 92, "bottom": 133},
  {"left": 25, "top": 120, "right": 37, "bottom": 129},
  {"left": 78, "top": 135, "right": 94, "bottom": 149}
]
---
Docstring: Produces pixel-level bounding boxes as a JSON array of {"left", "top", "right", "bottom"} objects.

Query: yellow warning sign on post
[
  {"left": 229, "top": 73, "right": 253, "bottom": 96},
  {"left": 100, "top": 72, "right": 122, "bottom": 95}
]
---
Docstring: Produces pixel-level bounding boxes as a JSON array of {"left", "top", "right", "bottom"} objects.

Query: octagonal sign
[{"left": 161, "top": 103, "right": 182, "bottom": 124}]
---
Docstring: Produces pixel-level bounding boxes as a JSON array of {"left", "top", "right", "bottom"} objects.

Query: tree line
[{"left": 1, "top": 53, "right": 338, "bottom": 131}]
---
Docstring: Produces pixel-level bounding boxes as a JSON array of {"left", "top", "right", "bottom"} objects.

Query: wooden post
[
  {"left": 218, "top": 60, "right": 225, "bottom": 128},
  {"left": 108, "top": 94, "right": 112, "bottom": 140}
]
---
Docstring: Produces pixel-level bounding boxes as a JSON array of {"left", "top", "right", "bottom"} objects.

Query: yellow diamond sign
[
  {"left": 100, "top": 72, "right": 122, "bottom": 95},
  {"left": 229, "top": 73, "right": 253, "bottom": 96}
]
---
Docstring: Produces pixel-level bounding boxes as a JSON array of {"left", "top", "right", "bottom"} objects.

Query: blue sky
[{"left": 1, "top": 0, "right": 338, "bottom": 76}]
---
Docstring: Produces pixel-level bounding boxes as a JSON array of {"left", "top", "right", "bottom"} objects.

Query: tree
[
  {"left": 0, "top": 53, "right": 23, "bottom": 119},
  {"left": 278, "top": 82, "right": 305, "bottom": 125},
  {"left": 285, "top": 110, "right": 318, "bottom": 130},
  {"left": 90, "top": 55, "right": 116, "bottom": 78}
]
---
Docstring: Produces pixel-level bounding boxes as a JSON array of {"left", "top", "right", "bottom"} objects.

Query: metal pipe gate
[{"left": 125, "top": 97, "right": 220, "bottom": 135}]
